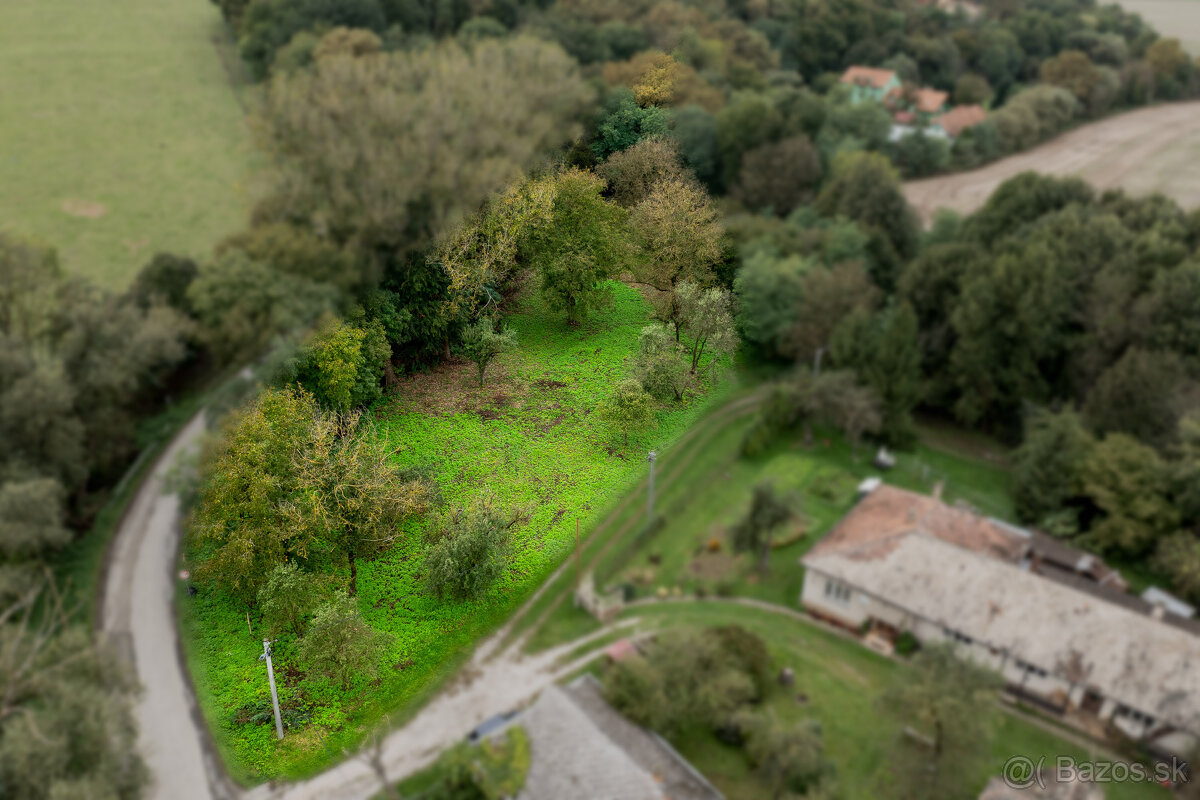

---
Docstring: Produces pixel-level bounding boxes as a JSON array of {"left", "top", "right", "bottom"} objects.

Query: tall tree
[
  {"left": 258, "top": 37, "right": 591, "bottom": 257},
  {"left": 288, "top": 411, "right": 433, "bottom": 596},
  {"left": 597, "top": 137, "right": 690, "bottom": 208},
  {"left": 524, "top": 169, "right": 629, "bottom": 326},
  {"left": 460, "top": 318, "right": 517, "bottom": 387},
  {"left": 1011, "top": 406, "right": 1095, "bottom": 527},
  {"left": 628, "top": 176, "right": 724, "bottom": 334},
  {"left": 675, "top": 283, "right": 736, "bottom": 374},
  {"left": 830, "top": 304, "right": 922, "bottom": 445},
  {"left": 1079, "top": 433, "right": 1178, "bottom": 557}
]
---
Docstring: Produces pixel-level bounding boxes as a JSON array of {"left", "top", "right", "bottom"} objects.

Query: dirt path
[{"left": 904, "top": 101, "right": 1200, "bottom": 223}]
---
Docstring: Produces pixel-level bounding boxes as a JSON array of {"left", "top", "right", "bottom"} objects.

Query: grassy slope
[
  {"left": 179, "top": 282, "right": 736, "bottom": 782},
  {"left": 0, "top": 0, "right": 257, "bottom": 287},
  {"left": 527, "top": 413, "right": 1014, "bottom": 648},
  {"left": 620, "top": 603, "right": 1169, "bottom": 800}
]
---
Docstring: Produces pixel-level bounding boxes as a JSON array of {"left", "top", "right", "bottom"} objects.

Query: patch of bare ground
[
  {"left": 61, "top": 198, "right": 107, "bottom": 218},
  {"left": 383, "top": 357, "right": 528, "bottom": 418},
  {"left": 904, "top": 100, "right": 1200, "bottom": 222}
]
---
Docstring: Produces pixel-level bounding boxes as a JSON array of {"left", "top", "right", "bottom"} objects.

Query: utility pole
[
  {"left": 813, "top": 347, "right": 825, "bottom": 375},
  {"left": 646, "top": 450, "right": 657, "bottom": 528},
  {"left": 258, "top": 639, "right": 284, "bottom": 740}
]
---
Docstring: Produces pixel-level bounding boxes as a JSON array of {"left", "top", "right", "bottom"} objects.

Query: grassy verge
[
  {"left": 0, "top": 0, "right": 258, "bottom": 286},
  {"left": 179, "top": 281, "right": 741, "bottom": 782},
  {"left": 615, "top": 602, "right": 1168, "bottom": 800}
]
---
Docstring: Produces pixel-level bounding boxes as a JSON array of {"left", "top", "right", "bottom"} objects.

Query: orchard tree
[
  {"left": 297, "top": 591, "right": 391, "bottom": 690},
  {"left": 742, "top": 713, "right": 832, "bottom": 799},
  {"left": 731, "top": 483, "right": 794, "bottom": 572},
  {"left": 524, "top": 169, "right": 629, "bottom": 326},
  {"left": 878, "top": 645, "right": 1000, "bottom": 800},
  {"left": 288, "top": 412, "right": 433, "bottom": 596},
  {"left": 598, "top": 378, "right": 657, "bottom": 448},
  {"left": 635, "top": 323, "right": 690, "bottom": 402},
  {"left": 460, "top": 318, "right": 517, "bottom": 387},
  {"left": 629, "top": 176, "right": 723, "bottom": 334},
  {"left": 423, "top": 498, "right": 512, "bottom": 600},
  {"left": 675, "top": 283, "right": 736, "bottom": 374}
]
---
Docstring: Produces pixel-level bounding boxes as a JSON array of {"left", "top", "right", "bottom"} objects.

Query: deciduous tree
[
  {"left": 598, "top": 378, "right": 657, "bottom": 447},
  {"left": 675, "top": 282, "right": 736, "bottom": 373},
  {"left": 423, "top": 498, "right": 512, "bottom": 600},
  {"left": 629, "top": 176, "right": 723, "bottom": 333},
  {"left": 731, "top": 482, "right": 794, "bottom": 571},
  {"left": 460, "top": 318, "right": 517, "bottom": 387},
  {"left": 524, "top": 169, "right": 629, "bottom": 326}
]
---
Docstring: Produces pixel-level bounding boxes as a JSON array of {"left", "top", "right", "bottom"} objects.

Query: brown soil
[{"left": 904, "top": 101, "right": 1200, "bottom": 223}]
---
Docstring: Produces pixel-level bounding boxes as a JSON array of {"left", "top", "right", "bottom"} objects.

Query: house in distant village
[
  {"left": 801, "top": 484, "right": 1200, "bottom": 761},
  {"left": 839, "top": 66, "right": 901, "bottom": 103},
  {"left": 495, "top": 675, "right": 725, "bottom": 800},
  {"left": 841, "top": 65, "right": 988, "bottom": 141}
]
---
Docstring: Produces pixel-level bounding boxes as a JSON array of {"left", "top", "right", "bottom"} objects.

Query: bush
[
  {"left": 296, "top": 591, "right": 391, "bottom": 689},
  {"left": 423, "top": 499, "right": 510, "bottom": 600},
  {"left": 894, "top": 631, "right": 920, "bottom": 656},
  {"left": 257, "top": 562, "right": 321, "bottom": 637}
]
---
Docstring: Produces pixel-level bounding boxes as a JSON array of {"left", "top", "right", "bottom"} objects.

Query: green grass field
[
  {"left": 179, "top": 282, "right": 737, "bottom": 782},
  {"left": 613, "top": 603, "right": 1169, "bottom": 800},
  {"left": 0, "top": 0, "right": 258, "bottom": 287},
  {"left": 525, "top": 408, "right": 1016, "bottom": 650}
]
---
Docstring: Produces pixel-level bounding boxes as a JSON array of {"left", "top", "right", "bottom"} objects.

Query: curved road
[
  {"left": 904, "top": 100, "right": 1200, "bottom": 223},
  {"left": 98, "top": 390, "right": 762, "bottom": 800}
]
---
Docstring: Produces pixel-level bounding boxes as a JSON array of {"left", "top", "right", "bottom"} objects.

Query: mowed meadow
[{"left": 0, "top": 0, "right": 258, "bottom": 287}]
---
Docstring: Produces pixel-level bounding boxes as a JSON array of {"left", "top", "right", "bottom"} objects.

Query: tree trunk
[
  {"left": 348, "top": 550, "right": 358, "bottom": 597},
  {"left": 759, "top": 533, "right": 772, "bottom": 573}
]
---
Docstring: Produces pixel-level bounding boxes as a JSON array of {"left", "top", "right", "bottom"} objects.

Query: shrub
[
  {"left": 296, "top": 591, "right": 391, "bottom": 689},
  {"left": 424, "top": 499, "right": 511, "bottom": 600},
  {"left": 257, "top": 562, "right": 321, "bottom": 637},
  {"left": 894, "top": 631, "right": 920, "bottom": 657},
  {"left": 460, "top": 317, "right": 517, "bottom": 387}
]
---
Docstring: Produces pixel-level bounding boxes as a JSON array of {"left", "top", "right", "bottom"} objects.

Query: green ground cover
[
  {"left": 525, "top": 410, "right": 1016, "bottom": 650},
  {"left": 616, "top": 603, "right": 1169, "bottom": 800},
  {"left": 0, "top": 0, "right": 258, "bottom": 286},
  {"left": 179, "top": 281, "right": 737, "bottom": 782}
]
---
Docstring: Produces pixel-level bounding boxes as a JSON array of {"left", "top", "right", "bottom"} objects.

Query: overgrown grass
[
  {"left": 179, "top": 282, "right": 737, "bottom": 782},
  {"left": 617, "top": 602, "right": 1169, "bottom": 800},
  {"left": 0, "top": 0, "right": 258, "bottom": 286}
]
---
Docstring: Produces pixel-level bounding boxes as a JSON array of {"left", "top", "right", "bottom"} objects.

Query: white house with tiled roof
[{"left": 801, "top": 484, "right": 1200, "bottom": 759}]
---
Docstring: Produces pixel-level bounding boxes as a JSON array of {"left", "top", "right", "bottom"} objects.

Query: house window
[
  {"left": 1014, "top": 658, "right": 1048, "bottom": 679},
  {"left": 824, "top": 579, "right": 852, "bottom": 605},
  {"left": 1116, "top": 705, "right": 1156, "bottom": 727}
]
